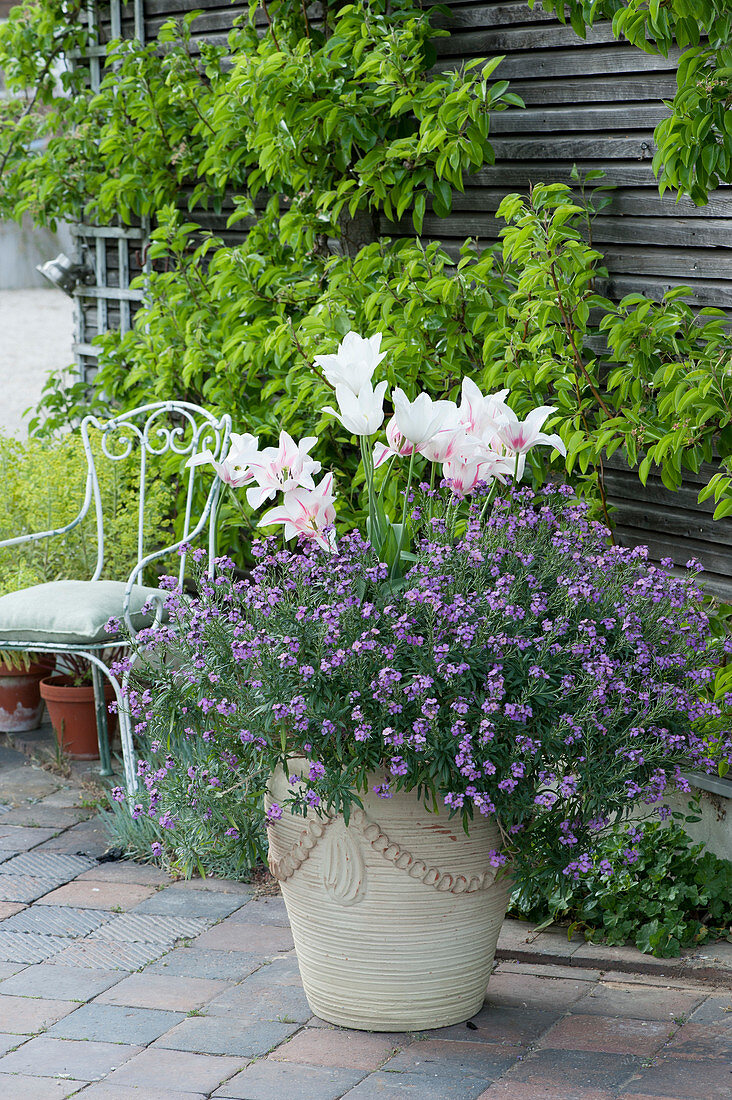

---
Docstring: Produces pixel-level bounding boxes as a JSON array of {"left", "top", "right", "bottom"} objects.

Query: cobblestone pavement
[{"left": 0, "top": 740, "right": 730, "bottom": 1099}]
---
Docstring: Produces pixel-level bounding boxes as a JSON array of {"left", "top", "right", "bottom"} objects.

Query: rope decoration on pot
[{"left": 268, "top": 806, "right": 499, "bottom": 895}]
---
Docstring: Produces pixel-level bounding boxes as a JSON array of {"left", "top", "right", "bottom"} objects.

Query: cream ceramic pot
[{"left": 266, "top": 763, "right": 511, "bottom": 1031}]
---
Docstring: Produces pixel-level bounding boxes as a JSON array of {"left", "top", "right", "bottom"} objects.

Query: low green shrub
[
  {"left": 510, "top": 811, "right": 732, "bottom": 957},
  {"left": 0, "top": 433, "right": 175, "bottom": 593}
]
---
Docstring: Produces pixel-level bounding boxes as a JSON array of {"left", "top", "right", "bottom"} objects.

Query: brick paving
[{"left": 0, "top": 740, "right": 731, "bottom": 1098}]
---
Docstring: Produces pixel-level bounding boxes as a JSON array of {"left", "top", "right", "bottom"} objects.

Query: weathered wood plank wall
[{"left": 82, "top": 0, "right": 732, "bottom": 594}]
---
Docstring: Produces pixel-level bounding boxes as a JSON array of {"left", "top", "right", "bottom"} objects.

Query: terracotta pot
[
  {"left": 39, "top": 674, "right": 116, "bottom": 760},
  {"left": 0, "top": 657, "right": 55, "bottom": 732},
  {"left": 266, "top": 762, "right": 511, "bottom": 1031}
]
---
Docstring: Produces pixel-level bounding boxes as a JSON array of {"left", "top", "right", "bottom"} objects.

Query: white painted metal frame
[{"left": 0, "top": 401, "right": 232, "bottom": 793}]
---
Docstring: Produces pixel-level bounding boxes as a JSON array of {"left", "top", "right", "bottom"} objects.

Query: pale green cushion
[{"left": 0, "top": 580, "right": 165, "bottom": 644}]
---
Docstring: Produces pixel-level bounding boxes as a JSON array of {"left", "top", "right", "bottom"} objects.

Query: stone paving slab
[
  {"left": 35, "top": 881, "right": 157, "bottom": 910},
  {"left": 77, "top": 861, "right": 173, "bottom": 886},
  {"left": 76, "top": 1086, "right": 208, "bottom": 1100},
  {"left": 497, "top": 916, "right": 732, "bottom": 983},
  {"left": 146, "top": 946, "right": 264, "bottom": 981},
  {"left": 155, "top": 1015, "right": 299, "bottom": 1057},
  {"left": 226, "top": 896, "right": 290, "bottom": 926},
  {"left": 51, "top": 937, "right": 169, "bottom": 972},
  {"left": 0, "top": 851, "right": 96, "bottom": 879},
  {"left": 1, "top": 904, "right": 112, "bottom": 938},
  {"left": 0, "top": 962, "right": 122, "bottom": 1001},
  {"left": 0, "top": 1074, "right": 88, "bottom": 1099},
  {"left": 194, "top": 920, "right": 295, "bottom": 954},
  {"left": 134, "top": 885, "right": 249, "bottom": 920},
  {"left": 507, "top": 1048, "right": 644, "bottom": 1092},
  {"left": 0, "top": 993, "right": 78, "bottom": 1034},
  {"left": 0, "top": 1032, "right": 20, "bottom": 1055},
  {"left": 0, "top": 960, "right": 23, "bottom": 981},
  {"left": 345, "top": 1071, "right": 493, "bottom": 1098},
  {"left": 97, "top": 973, "right": 232, "bottom": 1012},
  {"left": 0, "top": 929, "right": 70, "bottom": 963},
  {"left": 204, "top": 978, "right": 313, "bottom": 1023},
  {"left": 101, "top": 1048, "right": 245, "bottom": 1093},
  {"left": 46, "top": 1003, "right": 186, "bottom": 1045},
  {"left": 213, "top": 1060, "right": 366, "bottom": 1099},
  {"left": 35, "top": 818, "right": 112, "bottom": 858},
  {"left": 87, "top": 912, "right": 211, "bottom": 945},
  {"left": 0, "top": 901, "right": 26, "bottom": 919},
  {"left": 0, "top": 874, "right": 64, "bottom": 903},
  {"left": 0, "top": 1034, "right": 143, "bottom": 1079},
  {"left": 0, "top": 805, "right": 91, "bottom": 828},
  {"left": 0, "top": 825, "right": 59, "bottom": 850}
]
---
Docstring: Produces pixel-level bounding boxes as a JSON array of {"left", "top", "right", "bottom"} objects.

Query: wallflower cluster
[{"left": 119, "top": 485, "right": 731, "bottom": 882}]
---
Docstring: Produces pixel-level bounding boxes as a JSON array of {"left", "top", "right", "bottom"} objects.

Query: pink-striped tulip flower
[
  {"left": 245, "top": 431, "right": 321, "bottom": 509},
  {"left": 258, "top": 473, "right": 337, "bottom": 551},
  {"left": 495, "top": 406, "right": 566, "bottom": 458}
]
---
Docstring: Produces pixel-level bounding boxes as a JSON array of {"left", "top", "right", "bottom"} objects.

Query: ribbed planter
[
  {"left": 0, "top": 658, "right": 54, "bottom": 732},
  {"left": 266, "top": 764, "right": 511, "bottom": 1031},
  {"left": 39, "top": 675, "right": 116, "bottom": 760}
]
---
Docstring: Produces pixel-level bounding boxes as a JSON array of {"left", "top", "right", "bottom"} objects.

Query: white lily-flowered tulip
[
  {"left": 458, "top": 378, "right": 510, "bottom": 435},
  {"left": 373, "top": 415, "right": 416, "bottom": 468},
  {"left": 186, "top": 432, "right": 260, "bottom": 488},
  {"left": 323, "top": 380, "right": 388, "bottom": 437},
  {"left": 495, "top": 406, "right": 567, "bottom": 457},
  {"left": 392, "top": 389, "right": 456, "bottom": 449},
  {"left": 314, "top": 332, "right": 387, "bottom": 397},
  {"left": 441, "top": 437, "right": 515, "bottom": 497}
]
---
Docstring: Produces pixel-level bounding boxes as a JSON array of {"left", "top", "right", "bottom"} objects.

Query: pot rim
[{"left": 39, "top": 674, "right": 113, "bottom": 700}]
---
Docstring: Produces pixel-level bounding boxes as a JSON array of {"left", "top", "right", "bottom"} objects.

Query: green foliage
[
  {"left": 3, "top": 1, "right": 732, "bottom": 560},
  {"left": 0, "top": 0, "right": 520, "bottom": 229},
  {"left": 533, "top": 1, "right": 732, "bottom": 204},
  {"left": 600, "top": 289, "right": 732, "bottom": 515},
  {"left": 511, "top": 813, "right": 732, "bottom": 958},
  {"left": 0, "top": 0, "right": 92, "bottom": 227},
  {"left": 56, "top": 182, "right": 732, "bottom": 555},
  {"left": 0, "top": 434, "right": 174, "bottom": 592}
]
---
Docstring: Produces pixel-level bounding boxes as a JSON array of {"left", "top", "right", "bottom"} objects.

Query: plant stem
[
  {"left": 360, "top": 437, "right": 380, "bottom": 549},
  {"left": 390, "top": 449, "right": 415, "bottom": 580}
]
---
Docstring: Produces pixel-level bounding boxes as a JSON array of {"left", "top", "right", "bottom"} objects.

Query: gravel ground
[{"left": 0, "top": 289, "right": 75, "bottom": 436}]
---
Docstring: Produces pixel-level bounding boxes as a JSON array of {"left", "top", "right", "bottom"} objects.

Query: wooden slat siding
[{"left": 603, "top": 456, "right": 732, "bottom": 598}]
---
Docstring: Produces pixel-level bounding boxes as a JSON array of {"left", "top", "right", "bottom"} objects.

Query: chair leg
[{"left": 91, "top": 665, "right": 113, "bottom": 778}]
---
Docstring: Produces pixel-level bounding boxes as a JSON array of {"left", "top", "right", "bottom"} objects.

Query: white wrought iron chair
[{"left": 0, "top": 401, "right": 232, "bottom": 793}]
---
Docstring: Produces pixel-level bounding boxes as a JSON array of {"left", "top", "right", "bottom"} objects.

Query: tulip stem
[
  {"left": 227, "top": 486, "right": 256, "bottom": 531},
  {"left": 391, "top": 450, "right": 415, "bottom": 580},
  {"left": 478, "top": 479, "right": 499, "bottom": 526},
  {"left": 376, "top": 454, "right": 397, "bottom": 510},
  {"left": 360, "top": 437, "right": 381, "bottom": 550}
]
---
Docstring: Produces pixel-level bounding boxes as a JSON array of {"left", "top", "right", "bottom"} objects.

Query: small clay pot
[
  {"left": 39, "top": 674, "right": 116, "bottom": 760},
  {"left": 0, "top": 657, "right": 55, "bottom": 733}
]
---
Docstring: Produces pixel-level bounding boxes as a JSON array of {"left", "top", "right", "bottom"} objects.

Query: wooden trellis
[{"left": 68, "top": 0, "right": 148, "bottom": 382}]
